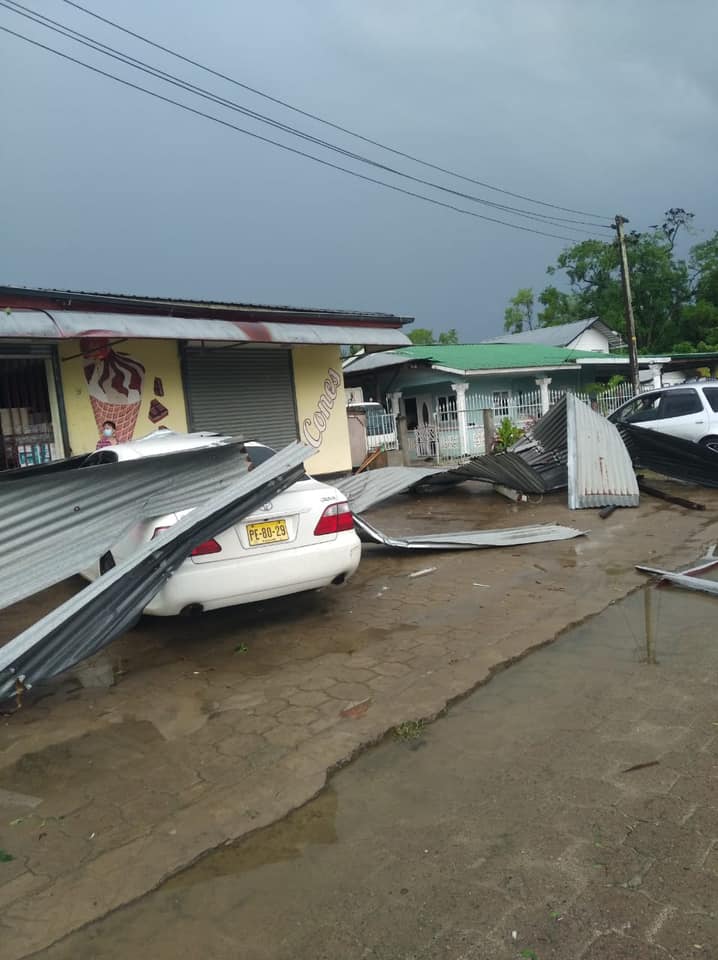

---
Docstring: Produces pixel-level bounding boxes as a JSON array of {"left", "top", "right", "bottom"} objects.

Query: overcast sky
[{"left": 3, "top": 0, "right": 717, "bottom": 340}]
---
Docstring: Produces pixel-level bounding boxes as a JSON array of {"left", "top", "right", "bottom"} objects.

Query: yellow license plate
[{"left": 246, "top": 519, "right": 289, "bottom": 546}]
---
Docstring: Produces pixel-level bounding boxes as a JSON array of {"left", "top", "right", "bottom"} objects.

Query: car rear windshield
[
  {"left": 703, "top": 387, "right": 718, "bottom": 413},
  {"left": 246, "top": 443, "right": 277, "bottom": 467}
]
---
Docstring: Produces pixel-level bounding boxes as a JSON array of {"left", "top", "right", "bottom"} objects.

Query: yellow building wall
[
  {"left": 59, "top": 339, "right": 188, "bottom": 455},
  {"left": 292, "top": 345, "right": 351, "bottom": 475}
]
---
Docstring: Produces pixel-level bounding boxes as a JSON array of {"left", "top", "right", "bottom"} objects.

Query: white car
[
  {"left": 82, "top": 431, "right": 361, "bottom": 615},
  {"left": 609, "top": 382, "right": 718, "bottom": 452}
]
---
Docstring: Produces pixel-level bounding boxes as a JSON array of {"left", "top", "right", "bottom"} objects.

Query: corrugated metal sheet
[
  {"left": 0, "top": 441, "right": 251, "bottom": 611},
  {"left": 619, "top": 424, "right": 718, "bottom": 488},
  {"left": 481, "top": 318, "right": 604, "bottom": 347},
  {"left": 1, "top": 310, "right": 412, "bottom": 347},
  {"left": 183, "top": 348, "right": 298, "bottom": 448},
  {"left": 0, "top": 442, "right": 312, "bottom": 700},
  {"left": 566, "top": 393, "right": 639, "bottom": 509},
  {"left": 342, "top": 351, "right": 412, "bottom": 374},
  {"left": 354, "top": 514, "right": 585, "bottom": 549},
  {"left": 526, "top": 396, "right": 568, "bottom": 455},
  {"left": 450, "top": 453, "right": 547, "bottom": 494},
  {"left": 335, "top": 466, "right": 455, "bottom": 513},
  {"left": 636, "top": 565, "right": 718, "bottom": 596}
]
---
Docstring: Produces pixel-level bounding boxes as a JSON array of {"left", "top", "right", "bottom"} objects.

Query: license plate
[{"left": 246, "top": 518, "right": 289, "bottom": 546}]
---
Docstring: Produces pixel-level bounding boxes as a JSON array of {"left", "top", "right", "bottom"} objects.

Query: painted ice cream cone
[{"left": 83, "top": 343, "right": 145, "bottom": 443}]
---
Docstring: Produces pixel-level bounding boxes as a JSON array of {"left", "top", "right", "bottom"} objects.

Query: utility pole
[{"left": 614, "top": 214, "right": 640, "bottom": 395}]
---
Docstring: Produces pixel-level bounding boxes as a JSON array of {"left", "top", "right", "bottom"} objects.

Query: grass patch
[{"left": 394, "top": 720, "right": 425, "bottom": 741}]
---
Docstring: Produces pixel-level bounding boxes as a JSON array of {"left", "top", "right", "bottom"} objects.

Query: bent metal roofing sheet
[
  {"left": 0, "top": 439, "right": 251, "bottom": 611},
  {"left": 0, "top": 441, "right": 313, "bottom": 701}
]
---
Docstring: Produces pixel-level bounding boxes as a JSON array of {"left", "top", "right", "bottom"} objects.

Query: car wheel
[{"left": 700, "top": 435, "right": 718, "bottom": 454}]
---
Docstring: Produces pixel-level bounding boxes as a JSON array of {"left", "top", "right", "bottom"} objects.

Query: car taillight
[
  {"left": 313, "top": 502, "right": 354, "bottom": 536},
  {"left": 152, "top": 527, "right": 221, "bottom": 556},
  {"left": 190, "top": 538, "right": 222, "bottom": 556}
]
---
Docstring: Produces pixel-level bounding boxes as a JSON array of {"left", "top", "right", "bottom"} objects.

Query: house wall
[
  {"left": 292, "top": 345, "right": 351, "bottom": 475},
  {"left": 58, "top": 339, "right": 188, "bottom": 454},
  {"left": 389, "top": 371, "right": 583, "bottom": 407},
  {"left": 568, "top": 329, "right": 610, "bottom": 352}
]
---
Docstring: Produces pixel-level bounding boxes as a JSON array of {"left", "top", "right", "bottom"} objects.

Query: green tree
[
  {"left": 408, "top": 327, "right": 460, "bottom": 345},
  {"left": 506, "top": 211, "right": 697, "bottom": 352},
  {"left": 690, "top": 232, "right": 718, "bottom": 305},
  {"left": 503, "top": 288, "right": 535, "bottom": 333},
  {"left": 408, "top": 327, "right": 435, "bottom": 345}
]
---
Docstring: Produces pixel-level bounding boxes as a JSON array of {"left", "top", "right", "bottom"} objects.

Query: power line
[
  {"left": 1, "top": 0, "right": 612, "bottom": 236},
  {"left": 58, "top": 0, "right": 612, "bottom": 222},
  {"left": 0, "top": 23, "right": 588, "bottom": 242}
]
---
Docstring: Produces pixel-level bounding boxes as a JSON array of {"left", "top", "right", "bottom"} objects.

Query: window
[
  {"left": 703, "top": 387, "right": 718, "bottom": 413},
  {"left": 437, "top": 395, "right": 457, "bottom": 424},
  {"left": 493, "top": 391, "right": 510, "bottom": 418},
  {"left": 613, "top": 392, "right": 661, "bottom": 424},
  {"left": 659, "top": 389, "right": 702, "bottom": 419}
]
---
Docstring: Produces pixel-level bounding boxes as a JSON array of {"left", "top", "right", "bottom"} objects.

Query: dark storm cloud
[{"left": 2, "top": 0, "right": 717, "bottom": 339}]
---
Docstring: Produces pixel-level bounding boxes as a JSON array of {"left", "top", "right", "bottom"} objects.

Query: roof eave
[{"left": 430, "top": 363, "right": 583, "bottom": 376}]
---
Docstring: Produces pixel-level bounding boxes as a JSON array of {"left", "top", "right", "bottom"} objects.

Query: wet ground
[
  {"left": 2, "top": 482, "right": 718, "bottom": 957},
  {"left": 36, "top": 581, "right": 718, "bottom": 960}
]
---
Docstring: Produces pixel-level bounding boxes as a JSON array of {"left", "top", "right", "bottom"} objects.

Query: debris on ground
[
  {"left": 408, "top": 567, "right": 437, "bottom": 578},
  {"left": 0, "top": 443, "right": 312, "bottom": 702},
  {"left": 636, "top": 565, "right": 718, "bottom": 597},
  {"left": 0, "top": 438, "right": 251, "bottom": 611},
  {"left": 354, "top": 513, "right": 585, "bottom": 550},
  {"left": 335, "top": 466, "right": 462, "bottom": 513},
  {"left": 620, "top": 423, "right": 718, "bottom": 488},
  {"left": 621, "top": 760, "right": 660, "bottom": 774},
  {"left": 637, "top": 481, "right": 705, "bottom": 511},
  {"left": 340, "top": 698, "right": 372, "bottom": 719},
  {"left": 341, "top": 394, "right": 640, "bottom": 513}
]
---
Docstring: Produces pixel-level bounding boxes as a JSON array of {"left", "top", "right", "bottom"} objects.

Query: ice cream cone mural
[{"left": 82, "top": 339, "right": 146, "bottom": 443}]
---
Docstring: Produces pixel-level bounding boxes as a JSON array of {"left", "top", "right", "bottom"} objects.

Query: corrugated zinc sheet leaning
[
  {"left": 619, "top": 424, "right": 718, "bottom": 488},
  {"left": 335, "top": 466, "right": 456, "bottom": 513},
  {"left": 526, "top": 396, "right": 568, "bottom": 455},
  {"left": 0, "top": 443, "right": 313, "bottom": 701},
  {"left": 354, "top": 514, "right": 585, "bottom": 549},
  {"left": 450, "top": 453, "right": 547, "bottom": 494},
  {"left": 0, "top": 441, "right": 251, "bottom": 611},
  {"left": 566, "top": 393, "right": 639, "bottom": 509}
]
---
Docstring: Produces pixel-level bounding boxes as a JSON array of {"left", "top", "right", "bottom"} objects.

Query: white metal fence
[
  {"left": 365, "top": 410, "right": 399, "bottom": 451},
  {"left": 410, "top": 383, "right": 650, "bottom": 464}
]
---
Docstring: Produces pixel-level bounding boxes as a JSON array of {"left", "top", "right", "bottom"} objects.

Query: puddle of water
[
  {"left": 0, "top": 721, "right": 163, "bottom": 797},
  {"left": 34, "top": 583, "right": 718, "bottom": 960},
  {"left": 165, "top": 788, "right": 338, "bottom": 894}
]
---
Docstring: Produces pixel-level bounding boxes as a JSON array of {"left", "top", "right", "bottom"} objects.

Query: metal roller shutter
[{"left": 183, "top": 347, "right": 299, "bottom": 448}]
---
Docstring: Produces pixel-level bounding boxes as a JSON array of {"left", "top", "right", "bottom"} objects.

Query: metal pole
[
  {"left": 643, "top": 584, "right": 656, "bottom": 665},
  {"left": 615, "top": 214, "right": 640, "bottom": 396}
]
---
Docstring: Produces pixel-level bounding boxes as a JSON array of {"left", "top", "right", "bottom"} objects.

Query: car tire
[{"left": 700, "top": 435, "right": 718, "bottom": 454}]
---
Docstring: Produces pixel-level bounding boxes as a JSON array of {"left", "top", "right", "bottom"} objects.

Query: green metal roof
[{"left": 393, "top": 343, "right": 610, "bottom": 372}]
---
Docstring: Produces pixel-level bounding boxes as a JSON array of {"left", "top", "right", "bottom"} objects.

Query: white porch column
[
  {"left": 451, "top": 381, "right": 470, "bottom": 455},
  {"left": 648, "top": 363, "right": 663, "bottom": 389},
  {"left": 535, "top": 377, "right": 552, "bottom": 415},
  {"left": 387, "top": 391, "right": 402, "bottom": 417}
]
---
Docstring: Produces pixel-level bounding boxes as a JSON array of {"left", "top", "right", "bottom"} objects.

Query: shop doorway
[{"left": 0, "top": 357, "right": 59, "bottom": 470}]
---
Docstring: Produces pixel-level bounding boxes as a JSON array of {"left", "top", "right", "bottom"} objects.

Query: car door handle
[{"left": 695, "top": 420, "right": 704, "bottom": 424}]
